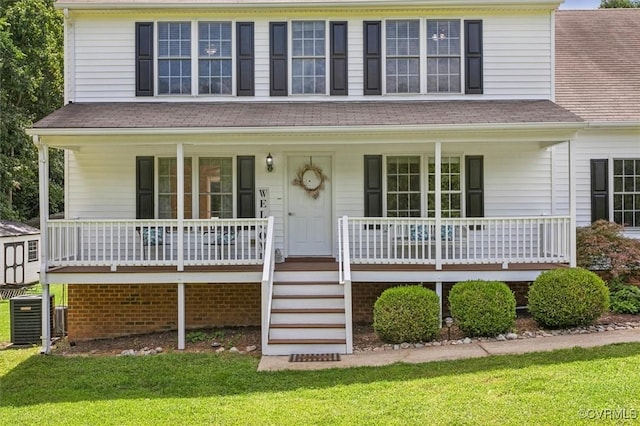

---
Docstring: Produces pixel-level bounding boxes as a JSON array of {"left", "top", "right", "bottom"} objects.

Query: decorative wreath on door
[{"left": 292, "top": 163, "right": 329, "bottom": 199}]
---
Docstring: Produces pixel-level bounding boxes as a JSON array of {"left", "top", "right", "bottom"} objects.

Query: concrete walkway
[{"left": 257, "top": 328, "right": 640, "bottom": 371}]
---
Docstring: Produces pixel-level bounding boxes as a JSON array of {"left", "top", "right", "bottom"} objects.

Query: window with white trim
[
  {"left": 426, "top": 20, "right": 461, "bottom": 93},
  {"left": 386, "top": 156, "right": 421, "bottom": 217},
  {"left": 28, "top": 240, "right": 38, "bottom": 262},
  {"left": 385, "top": 20, "right": 420, "bottom": 94},
  {"left": 198, "top": 22, "right": 233, "bottom": 95},
  {"left": 158, "top": 157, "right": 193, "bottom": 219},
  {"left": 427, "top": 156, "right": 461, "bottom": 218},
  {"left": 158, "top": 22, "right": 192, "bottom": 94},
  {"left": 199, "top": 158, "right": 233, "bottom": 218},
  {"left": 291, "top": 21, "right": 326, "bottom": 94},
  {"left": 613, "top": 159, "right": 640, "bottom": 227}
]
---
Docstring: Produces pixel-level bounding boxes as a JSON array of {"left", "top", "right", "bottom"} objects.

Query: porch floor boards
[{"left": 48, "top": 260, "right": 568, "bottom": 275}]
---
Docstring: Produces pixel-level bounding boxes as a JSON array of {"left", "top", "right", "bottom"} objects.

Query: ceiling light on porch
[
  {"left": 205, "top": 47, "right": 217, "bottom": 56},
  {"left": 266, "top": 153, "right": 274, "bottom": 173}
]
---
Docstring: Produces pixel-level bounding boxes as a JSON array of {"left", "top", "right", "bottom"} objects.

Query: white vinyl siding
[{"left": 70, "top": 11, "right": 552, "bottom": 102}]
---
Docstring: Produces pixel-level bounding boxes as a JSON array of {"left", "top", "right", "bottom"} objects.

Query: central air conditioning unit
[{"left": 10, "top": 295, "right": 54, "bottom": 346}]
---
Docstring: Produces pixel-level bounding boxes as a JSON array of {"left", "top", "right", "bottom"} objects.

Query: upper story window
[
  {"left": 291, "top": 21, "right": 326, "bottom": 94},
  {"left": 198, "top": 22, "right": 233, "bottom": 95},
  {"left": 385, "top": 20, "right": 420, "bottom": 94},
  {"left": 426, "top": 20, "right": 461, "bottom": 93},
  {"left": 157, "top": 22, "right": 192, "bottom": 95}
]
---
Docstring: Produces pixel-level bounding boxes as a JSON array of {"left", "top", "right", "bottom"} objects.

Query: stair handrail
[{"left": 260, "top": 216, "right": 276, "bottom": 353}]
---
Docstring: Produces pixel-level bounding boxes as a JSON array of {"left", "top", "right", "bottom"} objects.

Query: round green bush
[
  {"left": 528, "top": 268, "right": 609, "bottom": 328},
  {"left": 373, "top": 285, "right": 440, "bottom": 343},
  {"left": 448, "top": 280, "right": 516, "bottom": 337}
]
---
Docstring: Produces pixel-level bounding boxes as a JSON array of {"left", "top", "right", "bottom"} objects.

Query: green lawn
[
  {"left": 0, "top": 284, "right": 67, "bottom": 343},
  {"left": 1, "top": 344, "right": 640, "bottom": 424}
]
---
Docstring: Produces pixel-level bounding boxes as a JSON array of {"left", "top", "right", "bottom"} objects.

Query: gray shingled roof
[
  {"left": 32, "top": 100, "right": 581, "bottom": 130},
  {"left": 0, "top": 221, "right": 40, "bottom": 238},
  {"left": 556, "top": 10, "right": 640, "bottom": 122}
]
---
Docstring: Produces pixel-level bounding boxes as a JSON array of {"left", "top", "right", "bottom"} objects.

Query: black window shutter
[
  {"left": 237, "top": 156, "right": 255, "bottom": 218},
  {"left": 364, "top": 155, "right": 383, "bottom": 217},
  {"left": 236, "top": 22, "right": 255, "bottom": 96},
  {"left": 330, "top": 21, "right": 348, "bottom": 96},
  {"left": 464, "top": 20, "right": 483, "bottom": 95},
  {"left": 363, "top": 21, "right": 381, "bottom": 95},
  {"left": 590, "top": 159, "right": 609, "bottom": 222},
  {"left": 136, "top": 156, "right": 154, "bottom": 219},
  {"left": 465, "top": 156, "right": 484, "bottom": 217},
  {"left": 135, "top": 22, "right": 154, "bottom": 97},
  {"left": 269, "top": 22, "right": 288, "bottom": 96}
]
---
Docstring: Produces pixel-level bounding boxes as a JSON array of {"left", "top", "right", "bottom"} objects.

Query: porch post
[
  {"left": 176, "top": 143, "right": 184, "bottom": 271},
  {"left": 36, "top": 137, "right": 51, "bottom": 354},
  {"left": 435, "top": 281, "right": 443, "bottom": 328},
  {"left": 177, "top": 280, "right": 185, "bottom": 350},
  {"left": 569, "top": 138, "right": 577, "bottom": 267},
  {"left": 435, "top": 142, "right": 442, "bottom": 270}
]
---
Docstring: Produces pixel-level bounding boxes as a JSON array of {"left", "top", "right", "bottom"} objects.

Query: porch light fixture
[
  {"left": 444, "top": 316, "right": 454, "bottom": 340},
  {"left": 205, "top": 47, "right": 217, "bottom": 56},
  {"left": 266, "top": 153, "right": 274, "bottom": 172}
]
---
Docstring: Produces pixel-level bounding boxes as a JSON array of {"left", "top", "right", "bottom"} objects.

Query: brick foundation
[
  {"left": 67, "top": 283, "right": 261, "bottom": 341},
  {"left": 68, "top": 280, "right": 531, "bottom": 341}
]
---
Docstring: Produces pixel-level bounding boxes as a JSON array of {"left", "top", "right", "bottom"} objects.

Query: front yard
[{"left": 1, "top": 343, "right": 640, "bottom": 424}]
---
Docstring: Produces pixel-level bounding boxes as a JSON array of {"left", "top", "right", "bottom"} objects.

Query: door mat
[{"left": 289, "top": 353, "right": 341, "bottom": 362}]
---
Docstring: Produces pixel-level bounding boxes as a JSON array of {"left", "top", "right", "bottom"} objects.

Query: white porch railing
[
  {"left": 47, "top": 218, "right": 270, "bottom": 268},
  {"left": 338, "top": 216, "right": 571, "bottom": 266}
]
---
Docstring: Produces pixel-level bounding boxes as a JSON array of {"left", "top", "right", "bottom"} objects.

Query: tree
[
  {"left": 600, "top": 0, "right": 640, "bottom": 7},
  {"left": 0, "top": 0, "right": 64, "bottom": 222}
]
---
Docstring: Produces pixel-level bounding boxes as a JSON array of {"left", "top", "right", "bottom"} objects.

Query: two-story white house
[{"left": 29, "top": 0, "right": 612, "bottom": 356}]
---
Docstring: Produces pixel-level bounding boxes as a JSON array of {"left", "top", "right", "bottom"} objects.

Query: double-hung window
[
  {"left": 386, "top": 156, "right": 421, "bottom": 217},
  {"left": 158, "top": 22, "right": 192, "bottom": 94},
  {"left": 28, "top": 240, "right": 38, "bottom": 262},
  {"left": 385, "top": 20, "right": 420, "bottom": 94},
  {"left": 613, "top": 159, "right": 640, "bottom": 227},
  {"left": 199, "top": 158, "right": 233, "bottom": 218},
  {"left": 427, "top": 156, "right": 462, "bottom": 217},
  {"left": 198, "top": 22, "right": 233, "bottom": 95},
  {"left": 427, "top": 20, "right": 461, "bottom": 93},
  {"left": 291, "top": 21, "right": 326, "bottom": 94},
  {"left": 158, "top": 158, "right": 193, "bottom": 219}
]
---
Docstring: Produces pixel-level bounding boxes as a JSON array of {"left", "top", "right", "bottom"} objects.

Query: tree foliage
[
  {"left": 0, "top": 0, "right": 64, "bottom": 222},
  {"left": 600, "top": 0, "right": 640, "bottom": 7}
]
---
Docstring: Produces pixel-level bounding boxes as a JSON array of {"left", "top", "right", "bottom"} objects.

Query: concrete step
[{"left": 263, "top": 342, "right": 348, "bottom": 356}]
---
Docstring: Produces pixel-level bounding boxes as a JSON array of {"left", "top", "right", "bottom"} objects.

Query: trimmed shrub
[
  {"left": 373, "top": 285, "right": 440, "bottom": 343},
  {"left": 528, "top": 268, "right": 609, "bottom": 328},
  {"left": 448, "top": 280, "right": 516, "bottom": 337}
]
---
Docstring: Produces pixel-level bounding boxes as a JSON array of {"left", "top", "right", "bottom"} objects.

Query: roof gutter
[
  {"left": 55, "top": 0, "right": 562, "bottom": 10},
  {"left": 27, "top": 121, "right": 585, "bottom": 137},
  {"left": 586, "top": 121, "right": 640, "bottom": 131}
]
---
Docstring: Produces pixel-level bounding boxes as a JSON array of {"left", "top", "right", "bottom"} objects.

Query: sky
[{"left": 559, "top": 0, "right": 601, "bottom": 9}]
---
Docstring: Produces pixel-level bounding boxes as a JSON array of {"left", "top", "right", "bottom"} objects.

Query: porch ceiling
[{"left": 31, "top": 100, "right": 582, "bottom": 136}]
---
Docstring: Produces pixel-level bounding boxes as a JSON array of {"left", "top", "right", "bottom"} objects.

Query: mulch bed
[{"left": 49, "top": 311, "right": 639, "bottom": 357}]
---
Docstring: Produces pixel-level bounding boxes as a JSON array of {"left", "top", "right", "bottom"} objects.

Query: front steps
[{"left": 266, "top": 280, "right": 348, "bottom": 355}]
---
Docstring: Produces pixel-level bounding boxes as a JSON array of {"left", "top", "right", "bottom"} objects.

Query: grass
[
  {"left": 1, "top": 343, "right": 640, "bottom": 424},
  {"left": 0, "top": 284, "right": 67, "bottom": 343}
]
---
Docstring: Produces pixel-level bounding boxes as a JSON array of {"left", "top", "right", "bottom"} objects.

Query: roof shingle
[
  {"left": 555, "top": 10, "right": 640, "bottom": 122},
  {"left": 32, "top": 100, "right": 581, "bottom": 130}
]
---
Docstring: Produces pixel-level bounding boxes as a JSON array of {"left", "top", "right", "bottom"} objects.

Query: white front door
[{"left": 287, "top": 155, "right": 332, "bottom": 256}]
